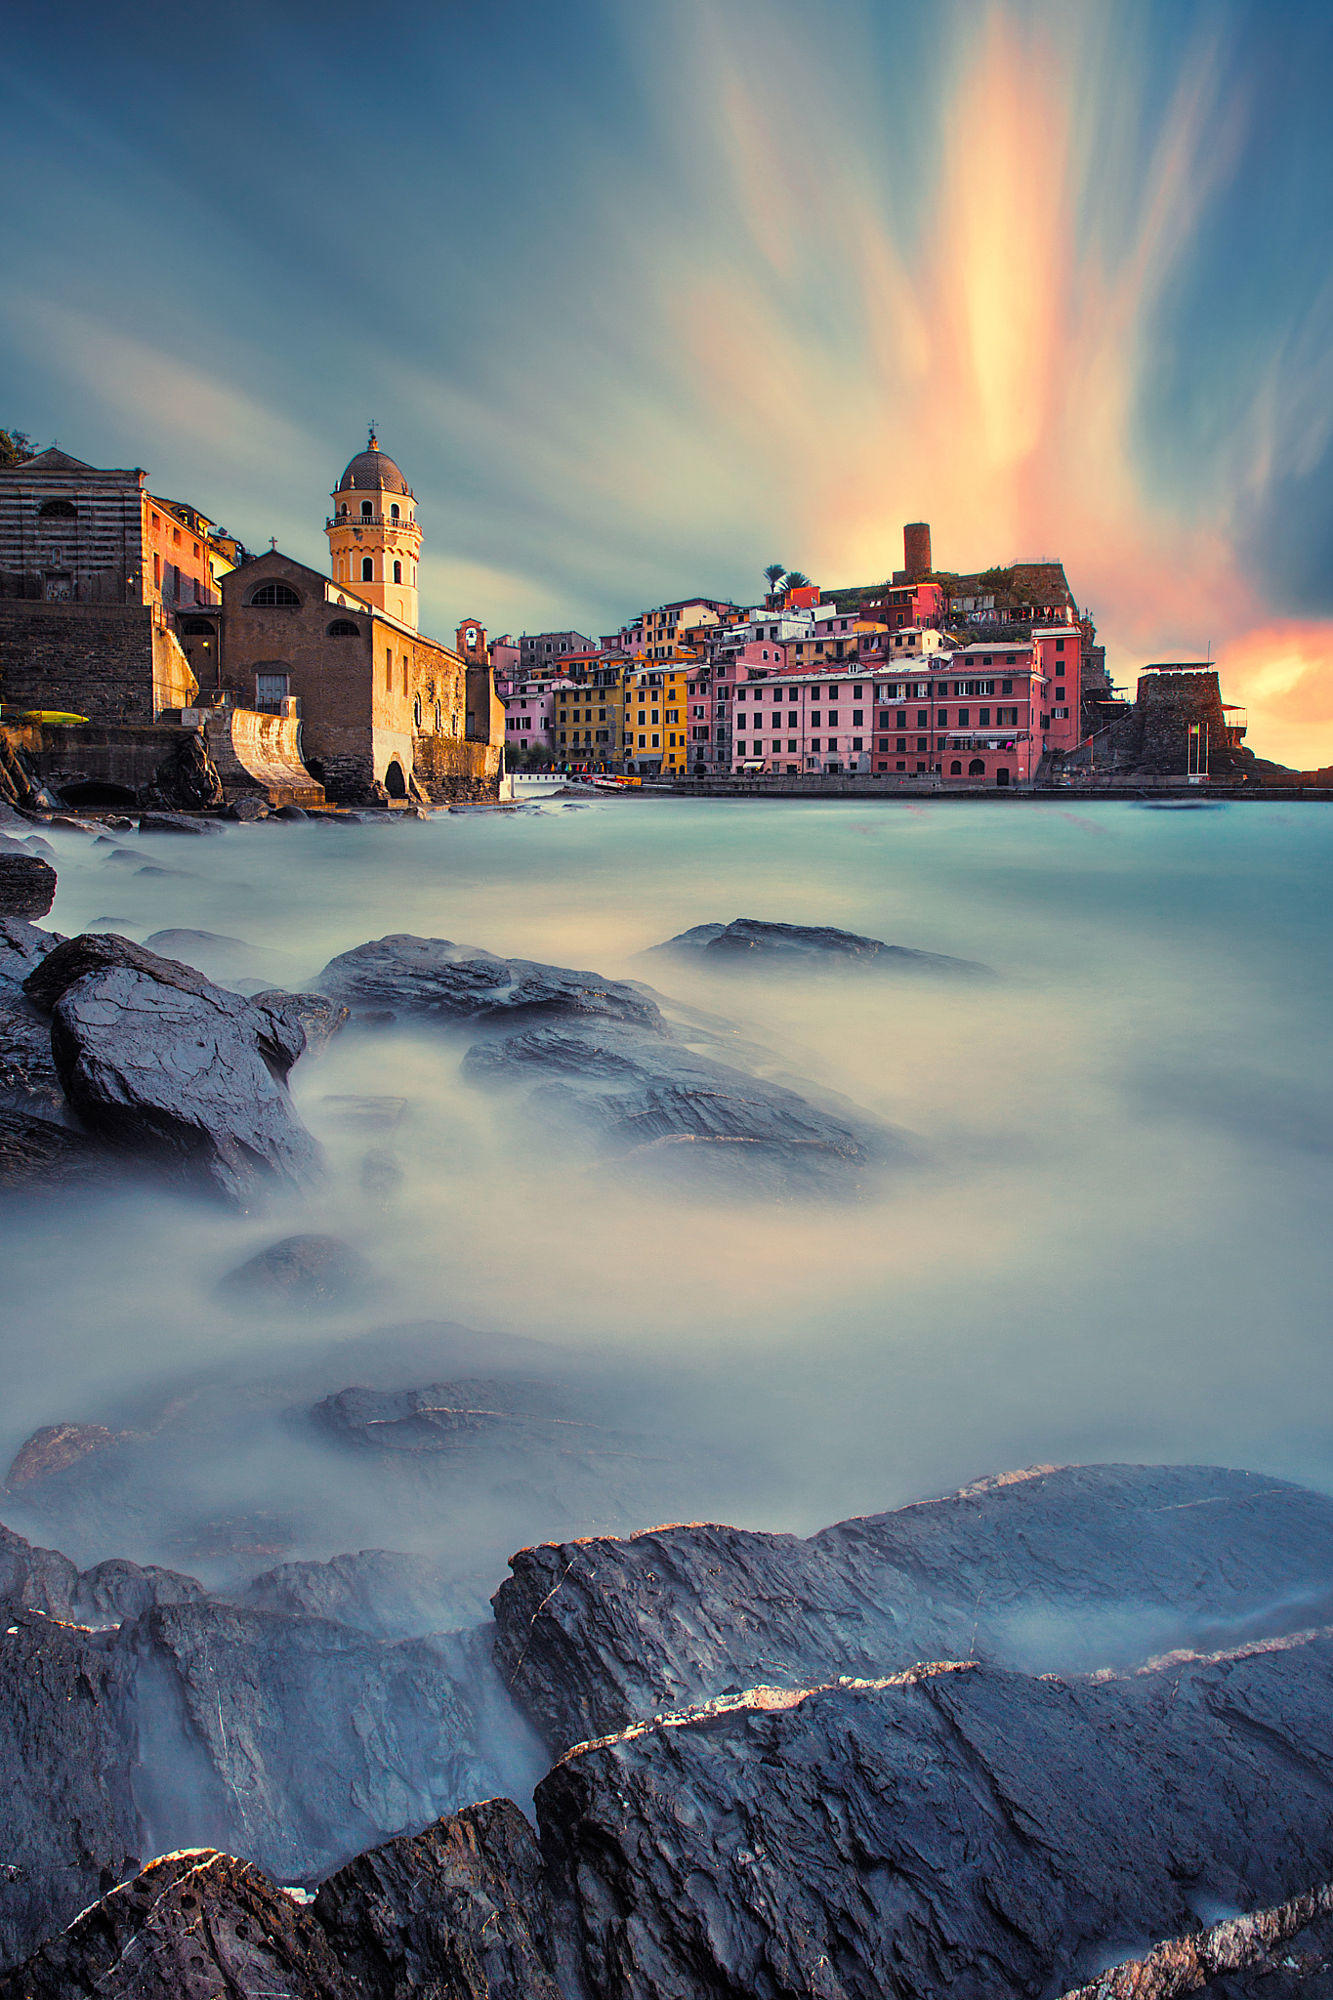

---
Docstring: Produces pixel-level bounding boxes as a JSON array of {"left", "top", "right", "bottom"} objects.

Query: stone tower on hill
[{"left": 326, "top": 432, "right": 421, "bottom": 630}]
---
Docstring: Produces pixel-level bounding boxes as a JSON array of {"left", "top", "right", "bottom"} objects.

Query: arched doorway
[
  {"left": 968, "top": 757, "right": 985, "bottom": 777},
  {"left": 60, "top": 779, "right": 138, "bottom": 807},
  {"left": 384, "top": 758, "right": 407, "bottom": 798}
]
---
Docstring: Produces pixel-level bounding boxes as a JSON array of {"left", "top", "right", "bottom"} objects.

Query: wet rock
[
  {"left": 315, "top": 1797, "right": 562, "bottom": 2000},
  {"left": 0, "top": 847, "right": 56, "bottom": 920},
  {"left": 125, "top": 1601, "right": 517, "bottom": 1882},
  {"left": 218, "top": 1234, "right": 371, "bottom": 1311},
  {"left": 0, "top": 1613, "right": 141, "bottom": 1971},
  {"left": 493, "top": 1462, "right": 1333, "bottom": 1752},
  {"left": 136, "top": 810, "right": 223, "bottom": 834},
  {"left": 275, "top": 803, "right": 310, "bottom": 820},
  {"left": 249, "top": 989, "right": 348, "bottom": 1055},
  {"left": 0, "top": 918, "right": 57, "bottom": 988},
  {"left": 536, "top": 1635, "right": 1333, "bottom": 2000},
  {"left": 464, "top": 1021, "right": 901, "bottom": 1192},
  {"left": 0, "top": 1849, "right": 351, "bottom": 1999},
  {"left": 316, "top": 934, "right": 666, "bottom": 1030},
  {"left": 149, "top": 727, "right": 225, "bottom": 813},
  {"left": 0, "top": 995, "right": 63, "bottom": 1118},
  {"left": 20, "top": 835, "right": 57, "bottom": 864},
  {"left": 23, "top": 934, "right": 319, "bottom": 1203},
  {"left": 0, "top": 1108, "right": 111, "bottom": 1190},
  {"left": 5, "top": 1423, "right": 120, "bottom": 1492},
  {"left": 313, "top": 1378, "right": 573, "bottom": 1454},
  {"left": 143, "top": 926, "right": 249, "bottom": 960},
  {"left": 1058, "top": 1878, "right": 1333, "bottom": 1999},
  {"left": 226, "top": 793, "right": 270, "bottom": 820},
  {"left": 0, "top": 1520, "right": 203, "bottom": 1623},
  {"left": 653, "top": 914, "right": 994, "bottom": 974},
  {"left": 243, "top": 1549, "right": 467, "bottom": 1639}
]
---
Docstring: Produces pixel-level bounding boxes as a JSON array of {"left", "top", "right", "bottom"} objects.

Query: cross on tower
[{"left": 367, "top": 418, "right": 378, "bottom": 448}]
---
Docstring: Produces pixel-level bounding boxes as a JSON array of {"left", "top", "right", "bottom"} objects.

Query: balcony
[{"left": 325, "top": 517, "right": 420, "bottom": 535}]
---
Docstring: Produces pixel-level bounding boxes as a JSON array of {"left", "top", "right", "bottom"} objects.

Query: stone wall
[
  {"left": 2, "top": 718, "right": 188, "bottom": 802},
  {"left": 410, "top": 730, "right": 503, "bottom": 803},
  {"left": 1108, "top": 669, "right": 1245, "bottom": 777},
  {"left": 0, "top": 601, "right": 185, "bottom": 724}
]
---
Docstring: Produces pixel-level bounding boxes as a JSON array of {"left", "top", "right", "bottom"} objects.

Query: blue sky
[{"left": 4, "top": 0, "right": 1333, "bottom": 755}]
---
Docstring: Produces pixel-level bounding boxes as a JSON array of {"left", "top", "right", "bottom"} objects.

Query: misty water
[{"left": 6, "top": 794, "right": 1333, "bottom": 1615}]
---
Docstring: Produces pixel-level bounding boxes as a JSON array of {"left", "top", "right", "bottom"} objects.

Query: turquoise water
[{"left": 6, "top": 794, "right": 1333, "bottom": 1564}]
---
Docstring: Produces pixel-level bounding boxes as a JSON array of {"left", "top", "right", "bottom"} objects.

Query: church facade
[{"left": 197, "top": 437, "right": 503, "bottom": 803}]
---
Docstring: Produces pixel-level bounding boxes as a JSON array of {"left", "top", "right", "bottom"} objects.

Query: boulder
[
  {"left": 149, "top": 727, "right": 225, "bottom": 812},
  {"left": 0, "top": 847, "right": 55, "bottom": 920},
  {"left": 243, "top": 1549, "right": 466, "bottom": 1640},
  {"left": 23, "top": 934, "right": 321, "bottom": 1203},
  {"left": 534, "top": 1635, "right": 1333, "bottom": 2000},
  {"left": 492, "top": 1462, "right": 1333, "bottom": 1752},
  {"left": 218, "top": 1234, "right": 371, "bottom": 1311},
  {"left": 315, "top": 935, "right": 665, "bottom": 1030},
  {"left": 463, "top": 1021, "right": 903, "bottom": 1192},
  {"left": 275, "top": 803, "right": 310, "bottom": 821},
  {"left": 248, "top": 989, "right": 348, "bottom": 1055},
  {"left": 5, "top": 1424, "right": 120, "bottom": 1493},
  {"left": 651, "top": 915, "right": 994, "bottom": 976},
  {"left": 314, "top": 1797, "right": 562, "bottom": 2000},
  {"left": 0, "top": 1850, "right": 351, "bottom": 1999},
  {"left": 0, "top": 918, "right": 57, "bottom": 989},
  {"left": 225, "top": 793, "right": 270, "bottom": 821},
  {"left": 136, "top": 811, "right": 223, "bottom": 834},
  {"left": 314, "top": 1378, "right": 573, "bottom": 1455}
]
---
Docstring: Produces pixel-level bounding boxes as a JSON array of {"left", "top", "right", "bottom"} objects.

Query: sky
[{"left": 3, "top": 0, "right": 1333, "bottom": 763}]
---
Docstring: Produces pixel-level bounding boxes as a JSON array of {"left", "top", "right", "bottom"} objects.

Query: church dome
[{"left": 335, "top": 434, "right": 412, "bottom": 496}]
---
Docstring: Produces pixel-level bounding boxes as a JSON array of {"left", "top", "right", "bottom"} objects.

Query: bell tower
[{"left": 327, "top": 429, "right": 422, "bottom": 629}]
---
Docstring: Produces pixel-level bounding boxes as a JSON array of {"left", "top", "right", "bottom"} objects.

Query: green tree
[
  {"left": 763, "top": 563, "right": 787, "bottom": 594},
  {"left": 0, "top": 429, "right": 36, "bottom": 466},
  {"left": 783, "top": 569, "right": 811, "bottom": 590}
]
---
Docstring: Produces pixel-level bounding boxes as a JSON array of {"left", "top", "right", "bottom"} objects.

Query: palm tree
[
  {"left": 763, "top": 563, "right": 787, "bottom": 598},
  {"left": 783, "top": 570, "right": 811, "bottom": 591}
]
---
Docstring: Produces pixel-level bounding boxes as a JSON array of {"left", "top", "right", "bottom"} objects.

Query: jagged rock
[
  {"left": 1059, "top": 1877, "right": 1333, "bottom": 1998},
  {"left": 0, "top": 995, "right": 63, "bottom": 1118},
  {"left": 652, "top": 915, "right": 994, "bottom": 976},
  {"left": 136, "top": 810, "right": 222, "bottom": 834},
  {"left": 22, "top": 934, "right": 320, "bottom": 1203},
  {"left": 0, "top": 918, "right": 56, "bottom": 988},
  {"left": 0, "top": 847, "right": 56, "bottom": 920},
  {"left": 316, "top": 934, "right": 666, "bottom": 1030},
  {"left": 123, "top": 1601, "right": 519, "bottom": 1881},
  {"left": 248, "top": 989, "right": 348, "bottom": 1055},
  {"left": 0, "top": 1108, "right": 110, "bottom": 1190},
  {"left": 535, "top": 1636, "right": 1333, "bottom": 2000},
  {"left": 314, "top": 1797, "right": 562, "bottom": 1999},
  {"left": 0, "top": 1849, "right": 351, "bottom": 1998},
  {"left": 149, "top": 727, "right": 225, "bottom": 812},
  {"left": 492, "top": 1463, "right": 1333, "bottom": 1751},
  {"left": 463, "top": 1021, "right": 898, "bottom": 1191},
  {"left": 243, "top": 1549, "right": 467, "bottom": 1640},
  {"left": 0, "top": 1613, "right": 141, "bottom": 1971},
  {"left": 0, "top": 1521, "right": 203, "bottom": 1624},
  {"left": 218, "top": 1234, "right": 371, "bottom": 1311}
]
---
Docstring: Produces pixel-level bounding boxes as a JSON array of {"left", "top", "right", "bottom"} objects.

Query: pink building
[{"left": 503, "top": 677, "right": 563, "bottom": 758}]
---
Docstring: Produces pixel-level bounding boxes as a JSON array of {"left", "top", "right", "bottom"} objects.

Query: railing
[{"left": 325, "top": 517, "right": 420, "bottom": 533}]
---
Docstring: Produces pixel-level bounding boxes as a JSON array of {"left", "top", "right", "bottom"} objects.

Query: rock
[
  {"left": 5, "top": 1424, "right": 119, "bottom": 1492},
  {"left": 124, "top": 1601, "right": 519, "bottom": 1883},
  {"left": 0, "top": 848, "right": 56, "bottom": 920},
  {"left": 226, "top": 793, "right": 270, "bottom": 821},
  {"left": 315, "top": 934, "right": 666, "bottom": 1030},
  {"left": 1058, "top": 1877, "right": 1333, "bottom": 1999},
  {"left": 314, "top": 1797, "right": 562, "bottom": 2000},
  {"left": 313, "top": 1379, "right": 574, "bottom": 1455},
  {"left": 243, "top": 1549, "right": 468, "bottom": 1640},
  {"left": 0, "top": 1108, "right": 111, "bottom": 1190},
  {"left": 0, "top": 1849, "right": 351, "bottom": 1998},
  {"left": 0, "top": 995, "right": 63, "bottom": 1118},
  {"left": 0, "top": 1613, "right": 141, "bottom": 1971},
  {"left": 20, "top": 835, "right": 57, "bottom": 864},
  {"left": 0, "top": 918, "right": 57, "bottom": 989},
  {"left": 23, "top": 934, "right": 319, "bottom": 1204},
  {"left": 149, "top": 727, "right": 225, "bottom": 812},
  {"left": 463, "top": 1021, "right": 901, "bottom": 1193},
  {"left": 535, "top": 1635, "right": 1333, "bottom": 2000},
  {"left": 136, "top": 811, "right": 223, "bottom": 835},
  {"left": 652, "top": 915, "right": 994, "bottom": 975},
  {"left": 492, "top": 1463, "right": 1333, "bottom": 1752},
  {"left": 275, "top": 803, "right": 309, "bottom": 821},
  {"left": 218, "top": 1235, "right": 371, "bottom": 1311},
  {"left": 0, "top": 1520, "right": 203, "bottom": 1624},
  {"left": 248, "top": 989, "right": 348, "bottom": 1055},
  {"left": 143, "top": 927, "right": 249, "bottom": 959}
]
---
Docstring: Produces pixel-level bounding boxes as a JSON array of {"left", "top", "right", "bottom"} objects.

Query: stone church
[{"left": 187, "top": 436, "right": 502, "bottom": 804}]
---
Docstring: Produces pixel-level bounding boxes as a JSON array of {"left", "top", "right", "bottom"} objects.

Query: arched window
[
  {"left": 360, "top": 500, "right": 373, "bottom": 518},
  {"left": 968, "top": 757, "right": 985, "bottom": 777},
  {"left": 38, "top": 498, "right": 77, "bottom": 519},
  {"left": 327, "top": 619, "right": 360, "bottom": 637},
  {"left": 361, "top": 557, "right": 373, "bottom": 582},
  {"left": 338, "top": 503, "right": 348, "bottom": 517},
  {"left": 248, "top": 582, "right": 301, "bottom": 607},
  {"left": 393, "top": 560, "right": 402, "bottom": 583},
  {"left": 949, "top": 759, "right": 962, "bottom": 776},
  {"left": 390, "top": 503, "right": 400, "bottom": 522},
  {"left": 181, "top": 617, "right": 215, "bottom": 635},
  {"left": 413, "top": 695, "right": 422, "bottom": 730},
  {"left": 434, "top": 701, "right": 442, "bottom": 732}
]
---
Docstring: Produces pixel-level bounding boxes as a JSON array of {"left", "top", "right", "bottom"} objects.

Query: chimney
[{"left": 903, "top": 522, "right": 932, "bottom": 582}]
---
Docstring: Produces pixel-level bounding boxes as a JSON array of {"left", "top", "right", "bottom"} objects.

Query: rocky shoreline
[{"left": 4, "top": 834, "right": 1332, "bottom": 1996}]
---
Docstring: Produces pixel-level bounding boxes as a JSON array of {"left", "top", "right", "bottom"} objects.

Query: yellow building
[
  {"left": 552, "top": 659, "right": 627, "bottom": 767},
  {"left": 623, "top": 651, "right": 693, "bottom": 775}
]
